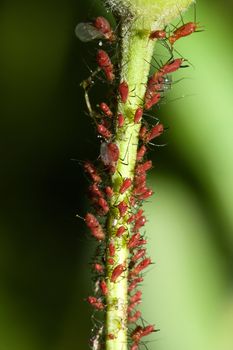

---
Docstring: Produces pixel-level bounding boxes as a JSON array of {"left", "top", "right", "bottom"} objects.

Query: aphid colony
[{"left": 76, "top": 13, "right": 197, "bottom": 350}]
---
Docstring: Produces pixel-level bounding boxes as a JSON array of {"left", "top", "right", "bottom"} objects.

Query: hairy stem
[{"left": 105, "top": 19, "right": 156, "bottom": 350}]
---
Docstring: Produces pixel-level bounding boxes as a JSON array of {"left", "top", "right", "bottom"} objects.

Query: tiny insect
[
  {"left": 105, "top": 186, "right": 114, "bottom": 198},
  {"left": 130, "top": 257, "right": 151, "bottom": 276},
  {"left": 128, "top": 277, "right": 144, "bottom": 292},
  {"left": 108, "top": 240, "right": 115, "bottom": 257},
  {"left": 93, "top": 263, "right": 104, "bottom": 273},
  {"left": 136, "top": 145, "right": 147, "bottom": 161},
  {"left": 100, "top": 280, "right": 108, "bottom": 296},
  {"left": 134, "top": 107, "right": 143, "bottom": 124},
  {"left": 85, "top": 213, "right": 105, "bottom": 241},
  {"left": 96, "top": 50, "right": 115, "bottom": 82},
  {"left": 117, "top": 201, "right": 128, "bottom": 217},
  {"left": 110, "top": 263, "right": 125, "bottom": 283},
  {"left": 75, "top": 16, "right": 115, "bottom": 42},
  {"left": 97, "top": 124, "right": 112, "bottom": 139},
  {"left": 116, "top": 226, "right": 126, "bottom": 237},
  {"left": 169, "top": 22, "right": 198, "bottom": 45},
  {"left": 118, "top": 81, "right": 129, "bottom": 103},
  {"left": 130, "top": 290, "right": 142, "bottom": 304},
  {"left": 87, "top": 296, "right": 105, "bottom": 310},
  {"left": 99, "top": 102, "right": 113, "bottom": 117},
  {"left": 119, "top": 178, "right": 132, "bottom": 194},
  {"left": 118, "top": 113, "right": 124, "bottom": 128},
  {"left": 100, "top": 142, "right": 120, "bottom": 167},
  {"left": 84, "top": 161, "right": 102, "bottom": 183},
  {"left": 149, "top": 29, "right": 166, "bottom": 40},
  {"left": 128, "top": 310, "right": 141, "bottom": 323},
  {"left": 135, "top": 160, "right": 152, "bottom": 175}
]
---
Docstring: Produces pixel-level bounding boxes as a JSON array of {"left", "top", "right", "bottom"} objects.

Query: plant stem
[{"left": 105, "top": 19, "right": 156, "bottom": 350}]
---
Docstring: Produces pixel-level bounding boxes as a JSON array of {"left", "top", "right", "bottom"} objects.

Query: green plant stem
[{"left": 105, "top": 19, "right": 156, "bottom": 350}]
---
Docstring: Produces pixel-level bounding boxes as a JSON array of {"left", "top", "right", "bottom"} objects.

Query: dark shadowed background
[{"left": 1, "top": 0, "right": 233, "bottom": 349}]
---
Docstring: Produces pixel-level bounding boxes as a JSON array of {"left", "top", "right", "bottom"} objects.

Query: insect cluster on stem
[{"left": 75, "top": 6, "right": 199, "bottom": 350}]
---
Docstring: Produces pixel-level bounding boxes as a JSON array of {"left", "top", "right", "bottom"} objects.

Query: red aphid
[
  {"left": 105, "top": 186, "right": 114, "bottom": 198},
  {"left": 141, "top": 325, "right": 155, "bottom": 337},
  {"left": 134, "top": 209, "right": 144, "bottom": 221},
  {"left": 116, "top": 225, "right": 126, "bottom": 237},
  {"left": 94, "top": 16, "right": 115, "bottom": 41},
  {"left": 108, "top": 240, "right": 115, "bottom": 257},
  {"left": 134, "top": 107, "right": 143, "bottom": 124},
  {"left": 118, "top": 113, "right": 124, "bottom": 128},
  {"left": 84, "top": 161, "right": 101, "bottom": 183},
  {"left": 144, "top": 92, "right": 161, "bottom": 110},
  {"left": 131, "top": 343, "right": 139, "bottom": 350},
  {"left": 131, "top": 249, "right": 146, "bottom": 263},
  {"left": 160, "top": 58, "right": 183, "bottom": 75},
  {"left": 99, "top": 102, "right": 113, "bottom": 117},
  {"left": 88, "top": 183, "right": 103, "bottom": 198},
  {"left": 169, "top": 22, "right": 197, "bottom": 45},
  {"left": 118, "top": 81, "right": 129, "bottom": 103},
  {"left": 133, "top": 215, "right": 146, "bottom": 231},
  {"left": 130, "top": 257, "right": 152, "bottom": 276},
  {"left": 134, "top": 174, "right": 147, "bottom": 189},
  {"left": 119, "top": 178, "right": 132, "bottom": 194},
  {"left": 128, "top": 299, "right": 142, "bottom": 314},
  {"left": 110, "top": 263, "right": 125, "bottom": 283},
  {"left": 133, "top": 184, "right": 148, "bottom": 196},
  {"left": 128, "top": 277, "right": 144, "bottom": 292},
  {"left": 128, "top": 310, "right": 141, "bottom": 323},
  {"left": 100, "top": 280, "right": 108, "bottom": 296},
  {"left": 93, "top": 263, "right": 104, "bottom": 273},
  {"left": 136, "top": 145, "right": 147, "bottom": 161},
  {"left": 127, "top": 233, "right": 141, "bottom": 249},
  {"left": 97, "top": 124, "right": 112, "bottom": 139},
  {"left": 87, "top": 296, "right": 104, "bottom": 310},
  {"left": 108, "top": 258, "right": 115, "bottom": 265},
  {"left": 107, "top": 333, "right": 116, "bottom": 340},
  {"left": 130, "top": 290, "right": 142, "bottom": 304},
  {"left": 96, "top": 49, "right": 115, "bottom": 82},
  {"left": 145, "top": 123, "right": 164, "bottom": 142},
  {"left": 139, "top": 125, "right": 148, "bottom": 140},
  {"left": 150, "top": 29, "right": 166, "bottom": 40},
  {"left": 127, "top": 214, "right": 135, "bottom": 224},
  {"left": 98, "top": 197, "right": 109, "bottom": 214},
  {"left": 100, "top": 142, "right": 119, "bottom": 167},
  {"left": 136, "top": 160, "right": 152, "bottom": 175},
  {"left": 117, "top": 201, "right": 128, "bottom": 217},
  {"left": 138, "top": 189, "right": 153, "bottom": 200},
  {"left": 85, "top": 213, "right": 105, "bottom": 241}
]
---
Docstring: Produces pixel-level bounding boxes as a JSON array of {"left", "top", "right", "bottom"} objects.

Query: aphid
[
  {"left": 149, "top": 29, "right": 166, "bottom": 40},
  {"left": 105, "top": 186, "right": 114, "bottom": 198},
  {"left": 130, "top": 290, "right": 142, "bottom": 304},
  {"left": 134, "top": 174, "right": 147, "bottom": 190},
  {"left": 130, "top": 257, "right": 152, "bottom": 277},
  {"left": 98, "top": 197, "right": 110, "bottom": 214},
  {"left": 138, "top": 189, "right": 153, "bottom": 200},
  {"left": 85, "top": 213, "right": 105, "bottom": 241},
  {"left": 147, "top": 123, "right": 164, "bottom": 141},
  {"left": 99, "top": 102, "right": 113, "bottom": 117},
  {"left": 128, "top": 233, "right": 147, "bottom": 249},
  {"left": 108, "top": 240, "right": 115, "bottom": 257},
  {"left": 75, "top": 17, "right": 114, "bottom": 42},
  {"left": 131, "top": 249, "right": 146, "bottom": 263},
  {"left": 134, "top": 107, "right": 143, "bottom": 124},
  {"left": 96, "top": 50, "right": 115, "bottom": 82},
  {"left": 107, "top": 333, "right": 116, "bottom": 340},
  {"left": 119, "top": 178, "right": 132, "bottom": 194},
  {"left": 136, "top": 145, "right": 147, "bottom": 161},
  {"left": 110, "top": 263, "right": 125, "bottom": 283},
  {"left": 135, "top": 160, "right": 152, "bottom": 175},
  {"left": 127, "top": 299, "right": 142, "bottom": 314},
  {"left": 88, "top": 183, "right": 103, "bottom": 200},
  {"left": 87, "top": 296, "right": 105, "bottom": 310},
  {"left": 93, "top": 263, "right": 104, "bottom": 273},
  {"left": 100, "top": 280, "right": 108, "bottom": 296},
  {"left": 100, "top": 142, "right": 120, "bottom": 167},
  {"left": 118, "top": 81, "right": 129, "bottom": 103},
  {"left": 128, "top": 277, "right": 144, "bottom": 292},
  {"left": 169, "top": 22, "right": 197, "bottom": 45},
  {"left": 108, "top": 257, "right": 115, "bottom": 265},
  {"left": 117, "top": 201, "right": 128, "bottom": 217},
  {"left": 84, "top": 161, "right": 102, "bottom": 183},
  {"left": 128, "top": 310, "right": 141, "bottom": 323},
  {"left": 130, "top": 343, "right": 139, "bottom": 350},
  {"left": 94, "top": 16, "right": 115, "bottom": 41},
  {"left": 160, "top": 58, "right": 184, "bottom": 75},
  {"left": 131, "top": 325, "right": 155, "bottom": 343},
  {"left": 144, "top": 92, "right": 161, "bottom": 110},
  {"left": 97, "top": 124, "right": 112, "bottom": 139},
  {"left": 116, "top": 225, "right": 126, "bottom": 237},
  {"left": 139, "top": 125, "right": 148, "bottom": 140},
  {"left": 90, "top": 326, "right": 103, "bottom": 350},
  {"left": 118, "top": 113, "right": 124, "bottom": 128}
]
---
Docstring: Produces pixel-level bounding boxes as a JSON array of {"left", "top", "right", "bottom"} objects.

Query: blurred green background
[{"left": 1, "top": 0, "right": 232, "bottom": 349}]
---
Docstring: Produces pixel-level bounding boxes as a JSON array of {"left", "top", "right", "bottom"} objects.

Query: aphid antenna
[
  {"left": 120, "top": 132, "right": 133, "bottom": 163},
  {"left": 143, "top": 113, "right": 160, "bottom": 123},
  {"left": 159, "top": 40, "right": 174, "bottom": 58},
  {"left": 165, "top": 93, "right": 197, "bottom": 104},
  {"left": 148, "top": 142, "right": 167, "bottom": 148}
]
